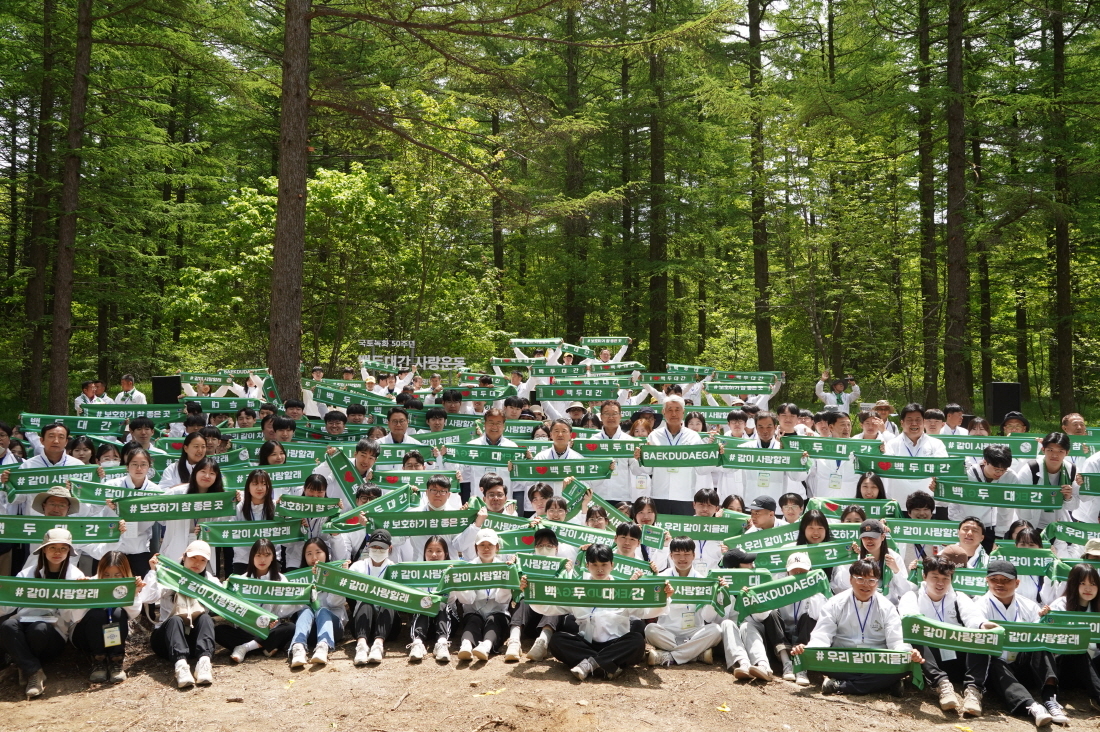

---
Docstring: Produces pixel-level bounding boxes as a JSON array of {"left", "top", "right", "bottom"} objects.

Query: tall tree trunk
[
  {"left": 491, "top": 111, "right": 504, "bottom": 327},
  {"left": 917, "top": 0, "right": 939, "bottom": 406},
  {"left": 697, "top": 237, "right": 706, "bottom": 355},
  {"left": 620, "top": 57, "right": 636, "bottom": 340},
  {"left": 563, "top": 8, "right": 586, "bottom": 342},
  {"left": 749, "top": 0, "right": 774, "bottom": 370},
  {"left": 24, "top": 0, "right": 56, "bottom": 410},
  {"left": 6, "top": 105, "right": 18, "bottom": 289},
  {"left": 47, "top": 0, "right": 92, "bottom": 414},
  {"left": 1015, "top": 281, "right": 1031, "bottom": 400},
  {"left": 972, "top": 135, "right": 993, "bottom": 389},
  {"left": 1050, "top": 0, "right": 1074, "bottom": 413},
  {"left": 647, "top": 0, "right": 668, "bottom": 369},
  {"left": 943, "top": 0, "right": 969, "bottom": 410},
  {"left": 268, "top": 0, "right": 312, "bottom": 402}
]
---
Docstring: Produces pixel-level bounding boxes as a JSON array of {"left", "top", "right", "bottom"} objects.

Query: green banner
[
  {"left": 792, "top": 647, "right": 922, "bottom": 688},
  {"left": 496, "top": 527, "right": 538, "bottom": 552},
  {"left": 20, "top": 413, "right": 128, "bottom": 437},
  {"left": 357, "top": 357, "right": 398, "bottom": 374},
  {"left": 68, "top": 478, "right": 162, "bottom": 506},
  {"left": 579, "top": 336, "right": 631, "bottom": 348},
  {"left": 278, "top": 443, "right": 338, "bottom": 464},
  {"left": 952, "top": 567, "right": 990, "bottom": 596},
  {"left": 879, "top": 519, "right": 960, "bottom": 545},
  {"left": 415, "top": 426, "right": 478, "bottom": 449},
  {"left": 998, "top": 621, "right": 1090, "bottom": 653},
  {"left": 80, "top": 403, "right": 182, "bottom": 422},
  {"left": 934, "top": 478, "right": 1063, "bottom": 510},
  {"left": 531, "top": 365, "right": 588, "bottom": 377},
  {"left": 436, "top": 563, "right": 521, "bottom": 593},
  {"left": 325, "top": 451, "right": 363, "bottom": 505},
  {"left": 708, "top": 567, "right": 774, "bottom": 592},
  {"left": 578, "top": 551, "right": 654, "bottom": 579},
  {"left": 568, "top": 438, "right": 642, "bottom": 458},
  {"left": 753, "top": 541, "right": 859, "bottom": 574},
  {"left": 314, "top": 563, "right": 442, "bottom": 615},
  {"left": 367, "top": 509, "right": 477, "bottom": 537},
  {"left": 311, "top": 384, "right": 393, "bottom": 408},
  {"left": 655, "top": 513, "right": 749, "bottom": 541},
  {"left": 0, "top": 515, "right": 122, "bottom": 544},
  {"left": 457, "top": 373, "right": 511, "bottom": 388},
  {"left": 220, "top": 428, "right": 265, "bottom": 441},
  {"left": 712, "top": 370, "right": 783, "bottom": 383},
  {"left": 1048, "top": 558, "right": 1100, "bottom": 583},
  {"left": 736, "top": 569, "right": 831, "bottom": 615},
  {"left": 199, "top": 518, "right": 305, "bottom": 546},
  {"left": 179, "top": 372, "right": 237, "bottom": 386},
  {"left": 636, "top": 372, "right": 694, "bottom": 385},
  {"left": 534, "top": 384, "right": 621, "bottom": 402},
  {"left": 587, "top": 361, "right": 645, "bottom": 373},
  {"left": 805, "top": 497, "right": 901, "bottom": 520},
  {"left": 383, "top": 560, "right": 464, "bottom": 588},
  {"left": 559, "top": 343, "right": 596, "bottom": 359},
  {"left": 720, "top": 445, "right": 807, "bottom": 471},
  {"left": 1044, "top": 611, "right": 1100, "bottom": 644},
  {"left": 489, "top": 357, "right": 546, "bottom": 366},
  {"left": 988, "top": 546, "right": 1057, "bottom": 576},
  {"left": 853, "top": 454, "right": 966, "bottom": 478},
  {"left": 510, "top": 458, "right": 613, "bottom": 482},
  {"left": 784, "top": 436, "right": 883, "bottom": 459},
  {"left": 5, "top": 464, "right": 103, "bottom": 495},
  {"left": 454, "top": 385, "right": 517, "bottom": 401},
  {"left": 156, "top": 556, "right": 276, "bottom": 638},
  {"left": 1043, "top": 522, "right": 1100, "bottom": 547},
  {"left": 1078, "top": 472, "right": 1100, "bottom": 497},
  {"left": 902, "top": 614, "right": 1004, "bottom": 656},
  {"left": 224, "top": 575, "right": 312, "bottom": 605},
  {"left": 0, "top": 577, "right": 135, "bottom": 608},
  {"left": 665, "top": 363, "right": 715, "bottom": 375},
  {"left": 538, "top": 519, "right": 618, "bottom": 548},
  {"left": 937, "top": 434, "right": 1042, "bottom": 459},
  {"left": 116, "top": 491, "right": 236, "bottom": 521},
  {"left": 295, "top": 428, "right": 363, "bottom": 443},
  {"left": 666, "top": 576, "right": 727, "bottom": 612},
  {"left": 221, "top": 464, "right": 313, "bottom": 490},
  {"left": 364, "top": 485, "right": 414, "bottom": 514},
  {"left": 722, "top": 523, "right": 799, "bottom": 553},
  {"left": 444, "top": 442, "right": 527, "bottom": 467},
  {"left": 375, "top": 470, "right": 459, "bottom": 492},
  {"left": 275, "top": 494, "right": 342, "bottom": 519},
  {"left": 706, "top": 382, "right": 775, "bottom": 395},
  {"left": 219, "top": 367, "right": 268, "bottom": 377},
  {"left": 510, "top": 338, "right": 563, "bottom": 349},
  {"left": 522, "top": 577, "right": 668, "bottom": 608},
  {"left": 640, "top": 444, "right": 720, "bottom": 468},
  {"left": 511, "top": 553, "right": 570, "bottom": 578},
  {"left": 177, "top": 396, "right": 261, "bottom": 412}
]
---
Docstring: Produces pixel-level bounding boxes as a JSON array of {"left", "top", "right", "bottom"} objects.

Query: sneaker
[
  {"left": 821, "top": 677, "right": 841, "bottom": 696},
  {"left": 472, "top": 640, "right": 492, "bottom": 661},
  {"left": 749, "top": 664, "right": 773, "bottom": 681},
  {"left": 938, "top": 679, "right": 959, "bottom": 711},
  {"left": 889, "top": 678, "right": 905, "bottom": 698},
  {"left": 504, "top": 639, "right": 522, "bottom": 662},
  {"left": 230, "top": 644, "right": 251, "bottom": 664},
  {"left": 309, "top": 642, "right": 329, "bottom": 665},
  {"left": 408, "top": 639, "right": 425, "bottom": 662},
  {"left": 434, "top": 638, "right": 450, "bottom": 662},
  {"left": 781, "top": 658, "right": 796, "bottom": 682},
  {"left": 289, "top": 643, "right": 308, "bottom": 668},
  {"left": 606, "top": 666, "right": 624, "bottom": 680},
  {"left": 1043, "top": 700, "right": 1069, "bottom": 726},
  {"left": 697, "top": 648, "right": 714, "bottom": 665},
  {"left": 795, "top": 671, "right": 810, "bottom": 687},
  {"left": 367, "top": 639, "right": 384, "bottom": 664},
  {"left": 456, "top": 639, "right": 473, "bottom": 661},
  {"left": 527, "top": 636, "right": 549, "bottom": 661},
  {"left": 194, "top": 656, "right": 213, "bottom": 685},
  {"left": 732, "top": 662, "right": 752, "bottom": 680},
  {"left": 1028, "top": 702, "right": 1053, "bottom": 728},
  {"left": 175, "top": 659, "right": 195, "bottom": 689},
  {"left": 647, "top": 649, "right": 674, "bottom": 666},
  {"left": 354, "top": 638, "right": 369, "bottom": 666},
  {"left": 571, "top": 657, "right": 597, "bottom": 681},
  {"left": 25, "top": 669, "right": 45, "bottom": 699},
  {"left": 962, "top": 685, "right": 983, "bottom": 717},
  {"left": 89, "top": 659, "right": 109, "bottom": 684},
  {"left": 108, "top": 659, "right": 127, "bottom": 683}
]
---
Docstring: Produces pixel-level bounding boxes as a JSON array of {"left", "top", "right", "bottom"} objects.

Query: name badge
[{"left": 103, "top": 622, "right": 122, "bottom": 648}]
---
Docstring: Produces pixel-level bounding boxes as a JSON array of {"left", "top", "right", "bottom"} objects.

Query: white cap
[
  {"left": 785, "top": 552, "right": 812, "bottom": 573},
  {"left": 183, "top": 540, "right": 213, "bottom": 561},
  {"left": 475, "top": 528, "right": 501, "bottom": 547}
]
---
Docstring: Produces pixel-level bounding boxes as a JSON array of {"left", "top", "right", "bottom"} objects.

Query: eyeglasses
[
  {"left": 427, "top": 488, "right": 450, "bottom": 496},
  {"left": 851, "top": 576, "right": 880, "bottom": 585}
]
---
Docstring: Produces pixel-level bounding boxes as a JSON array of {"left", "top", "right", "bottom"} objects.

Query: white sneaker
[
  {"left": 938, "top": 679, "right": 959, "bottom": 711},
  {"left": 433, "top": 638, "right": 450, "bottom": 662},
  {"left": 309, "top": 642, "right": 329, "bottom": 665},
  {"left": 795, "top": 671, "right": 810, "bottom": 687},
  {"left": 25, "top": 669, "right": 45, "bottom": 699},
  {"left": 354, "top": 638, "right": 369, "bottom": 666},
  {"left": 781, "top": 659, "right": 796, "bottom": 682},
  {"left": 647, "top": 649, "right": 674, "bottom": 666},
  {"left": 408, "top": 638, "right": 426, "bottom": 661},
  {"left": 289, "top": 643, "right": 308, "bottom": 668},
  {"left": 194, "top": 656, "right": 213, "bottom": 685},
  {"left": 571, "top": 657, "right": 597, "bottom": 681},
  {"left": 230, "top": 644, "right": 251, "bottom": 664},
  {"left": 696, "top": 648, "right": 714, "bottom": 665},
  {"left": 1028, "top": 702, "right": 1053, "bottom": 728},
  {"left": 456, "top": 639, "right": 473, "bottom": 661},
  {"left": 367, "top": 639, "right": 384, "bottom": 664},
  {"left": 732, "top": 662, "right": 752, "bottom": 680},
  {"left": 472, "top": 640, "right": 492, "bottom": 661},
  {"left": 504, "top": 639, "right": 522, "bottom": 662},
  {"left": 175, "top": 659, "right": 195, "bottom": 689},
  {"left": 527, "top": 635, "right": 550, "bottom": 661},
  {"left": 749, "top": 664, "right": 773, "bottom": 681}
]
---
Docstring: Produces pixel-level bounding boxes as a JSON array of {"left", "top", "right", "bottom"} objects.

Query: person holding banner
[
  {"left": 0, "top": 528, "right": 86, "bottom": 698},
  {"left": 453, "top": 408, "right": 518, "bottom": 503},
  {"left": 530, "top": 418, "right": 588, "bottom": 499},
  {"left": 315, "top": 438, "right": 379, "bottom": 510},
  {"left": 792, "top": 558, "right": 921, "bottom": 696},
  {"left": 157, "top": 431, "right": 207, "bottom": 491},
  {"left": 146, "top": 540, "right": 219, "bottom": 688},
  {"left": 972, "top": 559, "right": 1068, "bottom": 727},
  {"left": 815, "top": 372, "right": 860, "bottom": 414},
  {"left": 590, "top": 400, "right": 635, "bottom": 504},
  {"left": 98, "top": 447, "right": 159, "bottom": 577},
  {"left": 505, "top": 528, "right": 569, "bottom": 662},
  {"left": 349, "top": 529, "right": 398, "bottom": 665},
  {"left": 71, "top": 551, "right": 144, "bottom": 684},
  {"left": 898, "top": 555, "right": 989, "bottom": 715},
  {"left": 736, "top": 411, "right": 809, "bottom": 504},
  {"left": 636, "top": 397, "right": 718, "bottom": 516},
  {"left": 881, "top": 404, "right": 948, "bottom": 503},
  {"left": 289, "top": 537, "right": 348, "bottom": 667},
  {"left": 215, "top": 539, "right": 300, "bottom": 663},
  {"left": 953, "top": 445, "right": 1013, "bottom": 550},
  {"left": 645, "top": 536, "right": 723, "bottom": 666},
  {"left": 158, "top": 457, "right": 229, "bottom": 570},
  {"left": 957, "top": 517, "right": 990, "bottom": 569},
  {"left": 805, "top": 412, "right": 858, "bottom": 500},
  {"left": 1010, "top": 432, "right": 1079, "bottom": 532},
  {"left": 231, "top": 470, "right": 276, "bottom": 574},
  {"left": 775, "top": 552, "right": 824, "bottom": 686},
  {"left": 453, "top": 528, "right": 513, "bottom": 663},
  {"left": 831, "top": 519, "right": 912, "bottom": 604},
  {"left": 113, "top": 374, "right": 146, "bottom": 404},
  {"left": 4, "top": 425, "right": 84, "bottom": 516},
  {"left": 1043, "top": 563, "right": 1100, "bottom": 712}
]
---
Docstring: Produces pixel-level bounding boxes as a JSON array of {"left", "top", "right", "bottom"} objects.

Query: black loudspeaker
[
  {"left": 985, "top": 382, "right": 1021, "bottom": 425},
  {"left": 152, "top": 375, "right": 183, "bottom": 405}
]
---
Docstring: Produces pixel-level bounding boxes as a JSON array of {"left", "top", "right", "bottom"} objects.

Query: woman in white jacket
[
  {"left": 453, "top": 528, "right": 514, "bottom": 662},
  {"left": 157, "top": 431, "right": 207, "bottom": 491},
  {"left": 71, "top": 551, "right": 145, "bottom": 684},
  {"left": 214, "top": 538, "right": 302, "bottom": 663}
]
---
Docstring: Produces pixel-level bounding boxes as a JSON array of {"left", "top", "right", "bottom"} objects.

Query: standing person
[
  {"left": 872, "top": 401, "right": 899, "bottom": 437},
  {"left": 808, "top": 411, "right": 858, "bottom": 500},
  {"left": 590, "top": 400, "right": 634, "bottom": 504},
  {"left": 72, "top": 551, "right": 145, "bottom": 684},
  {"left": 791, "top": 558, "right": 921, "bottom": 696},
  {"left": 114, "top": 374, "right": 146, "bottom": 404},
  {"left": 737, "top": 411, "right": 809, "bottom": 504},
  {"left": 216, "top": 539, "right": 300, "bottom": 663},
  {"left": 146, "top": 541, "right": 219, "bottom": 688},
  {"left": 815, "top": 371, "right": 861, "bottom": 414},
  {"left": 636, "top": 397, "right": 717, "bottom": 516},
  {"left": 1011, "top": 432, "right": 1079, "bottom": 531},
  {"left": 449, "top": 408, "right": 517, "bottom": 506},
  {"left": 74, "top": 381, "right": 102, "bottom": 414},
  {"left": 531, "top": 418, "right": 586, "bottom": 497},
  {"left": 882, "top": 404, "right": 948, "bottom": 503},
  {"left": 941, "top": 404, "right": 969, "bottom": 435}
]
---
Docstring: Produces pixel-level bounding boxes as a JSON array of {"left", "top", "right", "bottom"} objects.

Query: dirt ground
[{"left": 1, "top": 622, "right": 1097, "bottom": 732}]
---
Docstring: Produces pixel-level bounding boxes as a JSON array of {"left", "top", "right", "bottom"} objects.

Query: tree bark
[
  {"left": 1050, "top": 0, "right": 1074, "bottom": 413},
  {"left": 491, "top": 110, "right": 504, "bottom": 327},
  {"left": 749, "top": 0, "right": 774, "bottom": 370},
  {"left": 268, "top": 0, "right": 312, "bottom": 402},
  {"left": 917, "top": 0, "right": 939, "bottom": 407},
  {"left": 943, "top": 0, "right": 969, "bottom": 411},
  {"left": 1015, "top": 281, "right": 1031, "bottom": 401},
  {"left": 47, "top": 0, "right": 93, "bottom": 414},
  {"left": 647, "top": 0, "right": 668, "bottom": 369},
  {"left": 563, "top": 7, "right": 586, "bottom": 343}
]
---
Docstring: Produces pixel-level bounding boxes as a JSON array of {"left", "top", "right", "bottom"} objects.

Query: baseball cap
[
  {"left": 183, "top": 540, "right": 213, "bottom": 561},
  {"left": 748, "top": 495, "right": 777, "bottom": 513},
  {"left": 368, "top": 529, "right": 393, "bottom": 548},
  {"left": 721, "top": 548, "right": 757, "bottom": 567},
  {"left": 475, "top": 528, "right": 501, "bottom": 546},
  {"left": 859, "top": 519, "right": 885, "bottom": 539},
  {"left": 786, "top": 552, "right": 812, "bottom": 573},
  {"left": 986, "top": 559, "right": 1018, "bottom": 580}
]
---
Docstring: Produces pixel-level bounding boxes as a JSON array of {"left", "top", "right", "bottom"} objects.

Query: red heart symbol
[
  {"left": 555, "top": 389, "right": 565, "bottom": 396},
  {"left": 311, "top": 433, "right": 320, "bottom": 439},
  {"left": 171, "top": 442, "right": 182, "bottom": 450},
  {"left": 521, "top": 535, "right": 534, "bottom": 545},
  {"left": 385, "top": 476, "right": 399, "bottom": 484},
  {"left": 267, "top": 389, "right": 275, "bottom": 397},
  {"left": 461, "top": 390, "right": 471, "bottom": 397},
  {"left": 570, "top": 381, "right": 582, "bottom": 385},
  {"left": 347, "top": 516, "right": 361, "bottom": 525},
  {"left": 877, "top": 462, "right": 892, "bottom": 471},
  {"left": 585, "top": 443, "right": 598, "bottom": 451},
  {"left": 535, "top": 466, "right": 549, "bottom": 475},
  {"left": 343, "top": 471, "right": 354, "bottom": 482}
]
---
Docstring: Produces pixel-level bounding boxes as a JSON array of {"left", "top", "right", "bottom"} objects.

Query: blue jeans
[{"left": 293, "top": 607, "right": 341, "bottom": 649}]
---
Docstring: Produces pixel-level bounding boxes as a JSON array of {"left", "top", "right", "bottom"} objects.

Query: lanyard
[
  {"left": 793, "top": 600, "right": 802, "bottom": 622},
  {"left": 667, "top": 428, "right": 684, "bottom": 446},
  {"left": 852, "top": 595, "right": 873, "bottom": 643},
  {"left": 550, "top": 448, "right": 567, "bottom": 460},
  {"left": 903, "top": 439, "right": 920, "bottom": 458},
  {"left": 931, "top": 596, "right": 946, "bottom": 623},
  {"left": 988, "top": 598, "right": 1018, "bottom": 622}
]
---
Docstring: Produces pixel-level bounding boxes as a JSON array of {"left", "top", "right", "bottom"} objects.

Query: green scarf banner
[
  {"left": 325, "top": 452, "right": 363, "bottom": 505},
  {"left": 436, "top": 562, "right": 521, "bottom": 593},
  {"left": 0, "top": 515, "right": 122, "bottom": 544},
  {"left": 571, "top": 438, "right": 642, "bottom": 458},
  {"left": 1048, "top": 558, "right": 1100, "bottom": 583},
  {"left": 952, "top": 567, "right": 990, "bottom": 596},
  {"left": 736, "top": 569, "right": 832, "bottom": 615},
  {"left": 294, "top": 428, "right": 362, "bottom": 444},
  {"left": 511, "top": 553, "right": 570, "bottom": 578},
  {"left": 510, "top": 458, "right": 614, "bottom": 482},
  {"left": 458, "top": 373, "right": 511, "bottom": 388},
  {"left": 320, "top": 488, "right": 409, "bottom": 534},
  {"left": 853, "top": 454, "right": 966, "bottom": 478},
  {"left": 561, "top": 376, "right": 633, "bottom": 387},
  {"left": 828, "top": 524, "right": 862, "bottom": 543},
  {"left": 177, "top": 396, "right": 261, "bottom": 413},
  {"left": 179, "top": 372, "right": 237, "bottom": 386},
  {"left": 640, "top": 444, "right": 720, "bottom": 468},
  {"left": 998, "top": 621, "right": 1090, "bottom": 653},
  {"left": 219, "top": 428, "right": 265, "bottom": 441},
  {"left": 878, "top": 519, "right": 960, "bottom": 545},
  {"left": 792, "top": 647, "right": 923, "bottom": 688},
  {"left": 20, "top": 413, "right": 128, "bottom": 437},
  {"left": 753, "top": 541, "right": 859, "bottom": 574},
  {"left": 502, "top": 421, "right": 543, "bottom": 438},
  {"left": 276, "top": 494, "right": 343, "bottom": 519},
  {"left": 559, "top": 343, "right": 595, "bottom": 359},
  {"left": 655, "top": 513, "right": 749, "bottom": 542},
  {"left": 1043, "top": 522, "right": 1100, "bottom": 546},
  {"left": 156, "top": 556, "right": 276, "bottom": 638},
  {"left": 221, "top": 464, "right": 313, "bottom": 490},
  {"left": 708, "top": 568, "right": 774, "bottom": 592},
  {"left": 383, "top": 561, "right": 464, "bottom": 588},
  {"left": 376, "top": 442, "right": 423, "bottom": 464},
  {"left": 5, "top": 464, "right": 105, "bottom": 495},
  {"left": 535, "top": 384, "right": 621, "bottom": 402},
  {"left": 199, "top": 518, "right": 305, "bottom": 546},
  {"left": 496, "top": 528, "right": 538, "bottom": 552},
  {"left": 805, "top": 497, "right": 901, "bottom": 520},
  {"left": 720, "top": 445, "right": 808, "bottom": 471},
  {"left": 578, "top": 551, "right": 654, "bottom": 579},
  {"left": 666, "top": 576, "right": 727, "bottom": 613},
  {"left": 364, "top": 485, "right": 414, "bottom": 514},
  {"left": 80, "top": 403, "right": 182, "bottom": 422},
  {"left": 579, "top": 336, "right": 631, "bottom": 348},
  {"left": 259, "top": 375, "right": 283, "bottom": 405},
  {"left": 357, "top": 358, "right": 398, "bottom": 374},
  {"left": 444, "top": 442, "right": 527, "bottom": 467},
  {"left": 722, "top": 523, "right": 799, "bottom": 553},
  {"left": 278, "top": 443, "right": 338, "bottom": 464},
  {"left": 665, "top": 363, "right": 716, "bottom": 375},
  {"left": 375, "top": 470, "right": 459, "bottom": 492},
  {"left": 453, "top": 385, "right": 517, "bottom": 401},
  {"left": 988, "top": 546, "right": 1057, "bottom": 576},
  {"left": 713, "top": 370, "right": 784, "bottom": 383},
  {"left": 309, "top": 383, "right": 393, "bottom": 409},
  {"left": 934, "top": 478, "right": 1063, "bottom": 510},
  {"left": 531, "top": 365, "right": 588, "bottom": 377},
  {"left": 1078, "top": 472, "right": 1100, "bottom": 497},
  {"left": 706, "top": 382, "right": 774, "bottom": 395},
  {"left": 510, "top": 338, "right": 563, "bottom": 349},
  {"left": 636, "top": 372, "right": 694, "bottom": 385},
  {"left": 415, "top": 426, "right": 478, "bottom": 450},
  {"left": 315, "top": 563, "right": 442, "bottom": 615},
  {"left": 116, "top": 491, "right": 235, "bottom": 522},
  {"left": 218, "top": 367, "right": 268, "bottom": 377},
  {"left": 224, "top": 575, "right": 312, "bottom": 605},
  {"left": 938, "top": 434, "right": 1042, "bottom": 459},
  {"left": 465, "top": 502, "right": 533, "bottom": 533},
  {"left": 522, "top": 577, "right": 669, "bottom": 608},
  {"left": 0, "top": 577, "right": 135, "bottom": 609},
  {"left": 538, "top": 519, "right": 618, "bottom": 548},
  {"left": 205, "top": 449, "right": 253, "bottom": 468},
  {"left": 785, "top": 436, "right": 883, "bottom": 459},
  {"left": 367, "top": 509, "right": 477, "bottom": 537},
  {"left": 587, "top": 361, "right": 645, "bottom": 373},
  {"left": 1044, "top": 611, "right": 1100, "bottom": 643},
  {"left": 489, "top": 357, "right": 546, "bottom": 366},
  {"left": 69, "top": 478, "right": 162, "bottom": 506},
  {"left": 902, "top": 614, "right": 1004, "bottom": 656}
]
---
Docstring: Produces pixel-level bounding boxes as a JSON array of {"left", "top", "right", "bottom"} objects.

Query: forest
[{"left": 1, "top": 0, "right": 1098, "bottom": 418}]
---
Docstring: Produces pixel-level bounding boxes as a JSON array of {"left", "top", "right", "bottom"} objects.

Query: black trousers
[
  {"left": 459, "top": 611, "right": 509, "bottom": 652},
  {"left": 231, "top": 562, "right": 249, "bottom": 576},
  {"left": 831, "top": 671, "right": 907, "bottom": 695},
  {"left": 653, "top": 499, "right": 693, "bottom": 517},
  {"left": 151, "top": 614, "right": 216, "bottom": 661},
  {"left": 126, "top": 552, "right": 153, "bottom": 580},
  {"left": 215, "top": 622, "right": 295, "bottom": 654},
  {"left": 0, "top": 616, "right": 66, "bottom": 675},
  {"left": 509, "top": 600, "right": 559, "bottom": 634},
  {"left": 547, "top": 630, "right": 646, "bottom": 677},
  {"left": 986, "top": 652, "right": 1058, "bottom": 715},
  {"left": 410, "top": 607, "right": 456, "bottom": 643},
  {"left": 917, "top": 646, "right": 990, "bottom": 688},
  {"left": 72, "top": 608, "right": 129, "bottom": 659},
  {"left": 353, "top": 603, "right": 395, "bottom": 641},
  {"left": 1054, "top": 652, "right": 1100, "bottom": 701}
]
